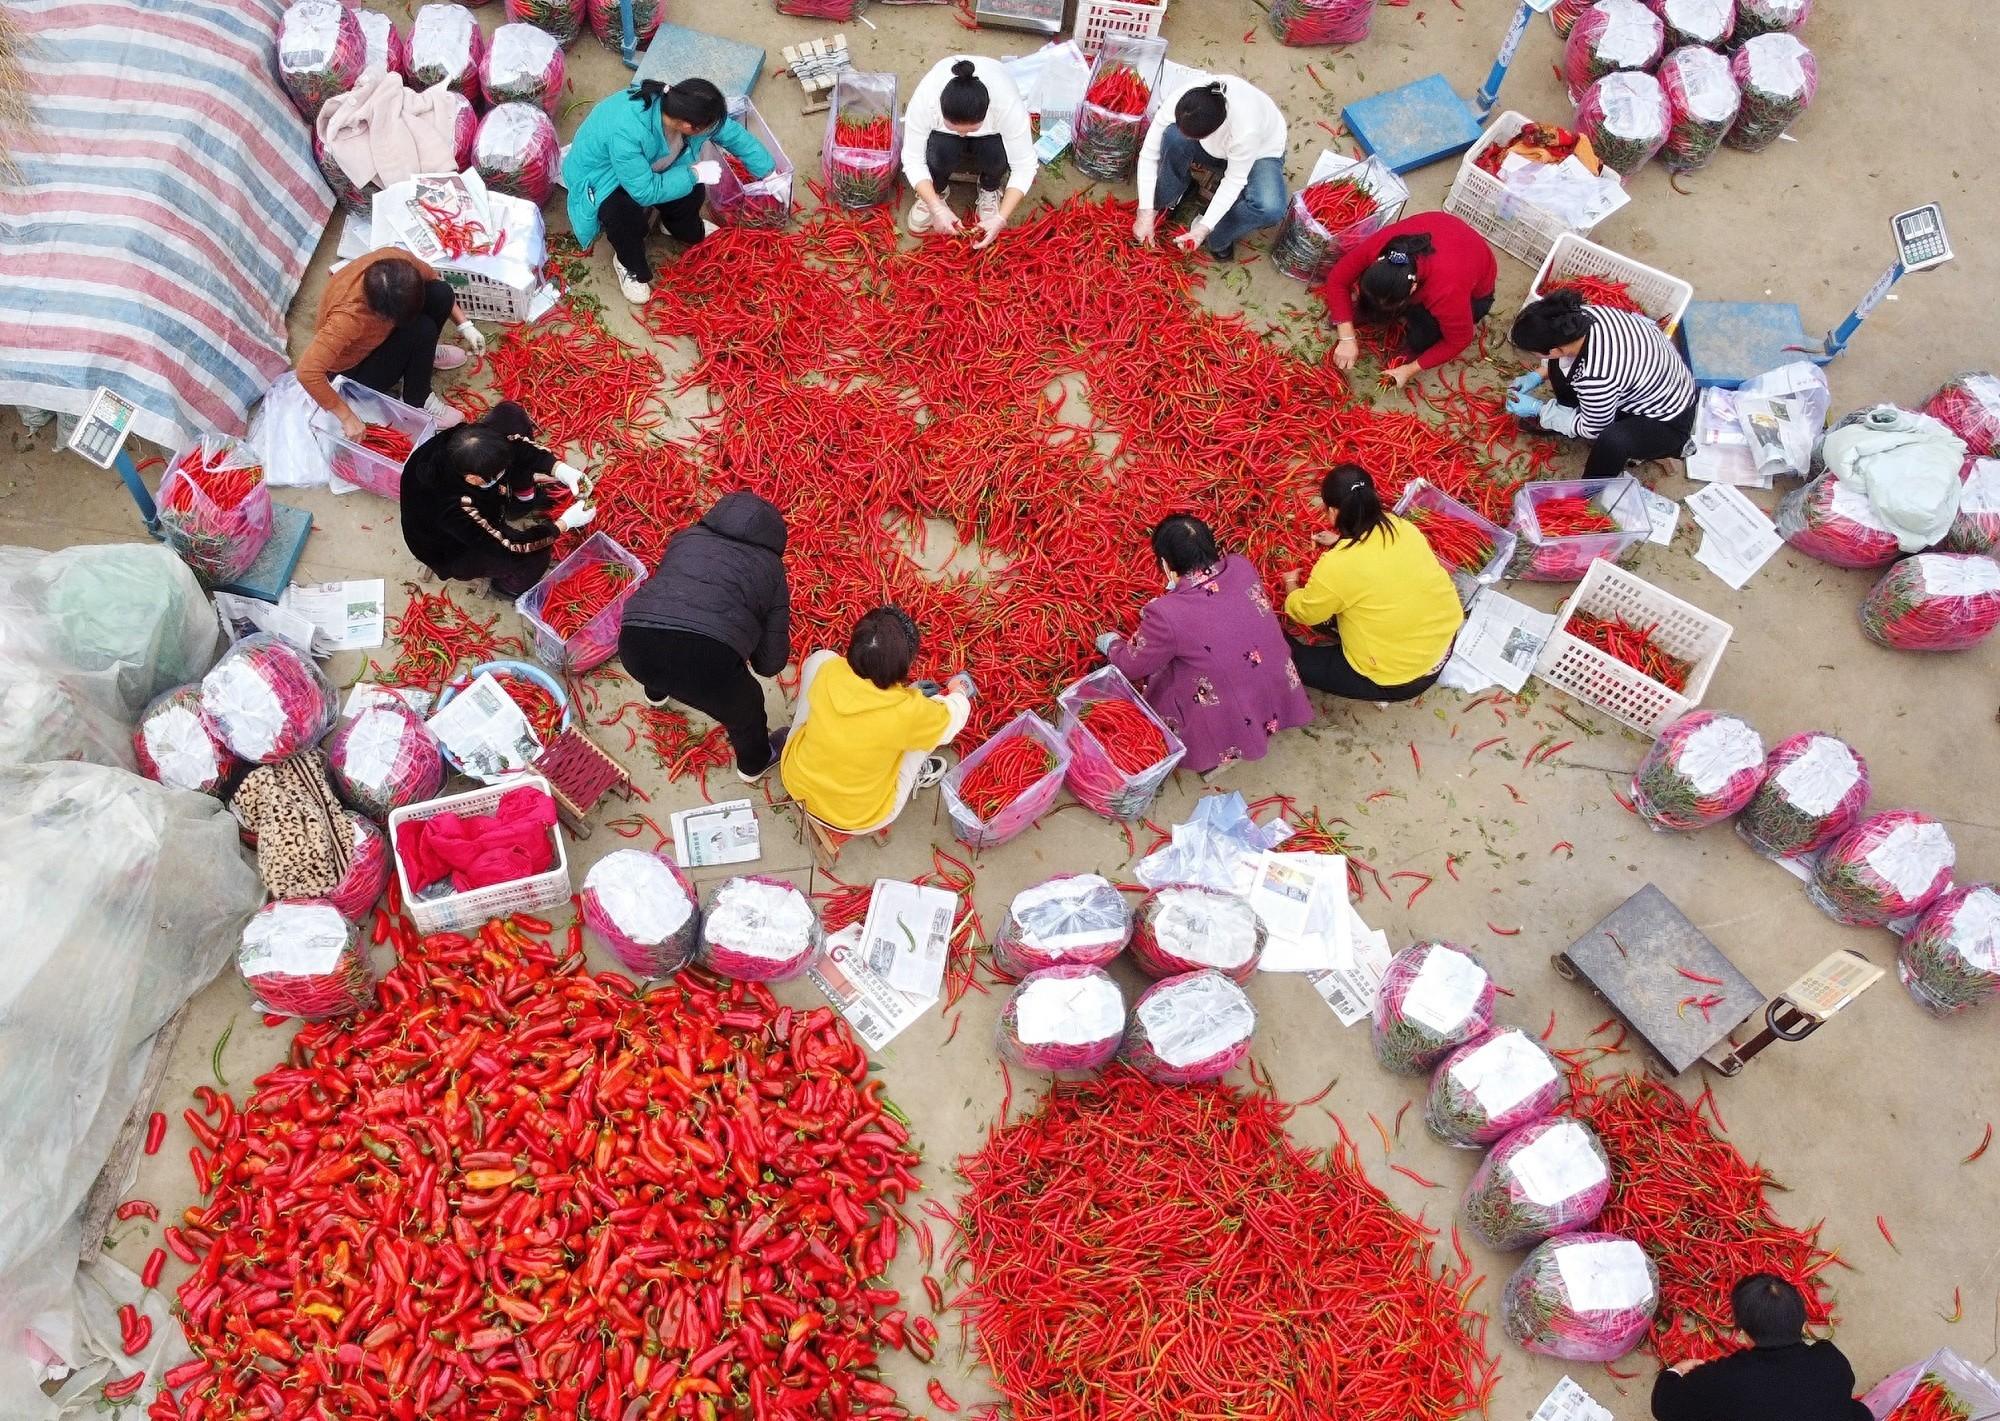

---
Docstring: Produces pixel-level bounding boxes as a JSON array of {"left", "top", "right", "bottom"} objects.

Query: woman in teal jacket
[{"left": 563, "top": 78, "right": 774, "bottom": 304}]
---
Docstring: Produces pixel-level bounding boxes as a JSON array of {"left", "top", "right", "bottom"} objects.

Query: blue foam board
[
  {"left": 635, "top": 21, "right": 766, "bottom": 101},
  {"left": 1341, "top": 75, "right": 1482, "bottom": 174},
  {"left": 1680, "top": 300, "right": 1814, "bottom": 389}
]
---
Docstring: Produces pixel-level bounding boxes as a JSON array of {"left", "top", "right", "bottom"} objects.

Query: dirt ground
[{"left": 6, "top": 0, "right": 1999, "bottom": 1415}]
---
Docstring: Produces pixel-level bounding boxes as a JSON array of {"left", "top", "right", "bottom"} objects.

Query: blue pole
[
  {"left": 1821, "top": 259, "right": 1904, "bottom": 360},
  {"left": 618, "top": 0, "right": 637, "bottom": 68},
  {"left": 1476, "top": 1, "right": 1537, "bottom": 121},
  {"left": 112, "top": 447, "right": 162, "bottom": 536}
]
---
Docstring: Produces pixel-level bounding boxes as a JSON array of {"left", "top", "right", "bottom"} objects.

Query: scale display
[
  {"left": 1892, "top": 204, "right": 1951, "bottom": 271},
  {"left": 66, "top": 386, "right": 137, "bottom": 470}
]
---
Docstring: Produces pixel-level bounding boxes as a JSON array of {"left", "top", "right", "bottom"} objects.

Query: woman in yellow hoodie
[
  {"left": 1281, "top": 464, "right": 1464, "bottom": 701},
  {"left": 780, "top": 608, "right": 975, "bottom": 833}
]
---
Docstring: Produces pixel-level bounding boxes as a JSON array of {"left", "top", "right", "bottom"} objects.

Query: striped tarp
[{"left": 0, "top": 0, "right": 332, "bottom": 450}]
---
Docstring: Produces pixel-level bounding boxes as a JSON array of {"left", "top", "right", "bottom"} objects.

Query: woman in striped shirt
[{"left": 1505, "top": 290, "right": 1697, "bottom": 478}]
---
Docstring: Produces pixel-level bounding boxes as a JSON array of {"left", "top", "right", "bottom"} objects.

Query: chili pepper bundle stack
[
  {"left": 473, "top": 102, "right": 562, "bottom": 205},
  {"left": 277, "top": 0, "right": 366, "bottom": 121},
  {"left": 1733, "top": 0, "right": 1809, "bottom": 38},
  {"left": 1630, "top": 710, "right": 1765, "bottom": 832},
  {"left": 1072, "top": 62, "right": 1154, "bottom": 181},
  {"left": 357, "top": 424, "right": 413, "bottom": 463},
  {"left": 159, "top": 437, "right": 274, "bottom": 585},
  {"left": 1735, "top": 730, "right": 1868, "bottom": 858},
  {"left": 1774, "top": 473, "right": 1901, "bottom": 567},
  {"left": 1119, "top": 968, "right": 1257, "bottom": 1084},
  {"left": 1460, "top": 1117, "right": 1612, "bottom": 1250},
  {"left": 1884, "top": 1379, "right": 1978, "bottom": 1421},
  {"left": 944, "top": 718, "right": 1063, "bottom": 850},
  {"left": 1549, "top": 0, "right": 1594, "bottom": 35},
  {"left": 1658, "top": 44, "right": 1743, "bottom": 173},
  {"left": 1726, "top": 32, "right": 1817, "bottom": 151},
  {"left": 584, "top": 0, "right": 660, "bottom": 49},
  {"left": 324, "top": 813, "right": 394, "bottom": 921},
  {"left": 776, "top": 0, "right": 857, "bottom": 16},
  {"left": 1425, "top": 1028, "right": 1570, "bottom": 1149},
  {"left": 710, "top": 150, "right": 792, "bottom": 230},
  {"left": 582, "top": 847, "right": 702, "bottom": 977},
  {"left": 698, "top": 874, "right": 823, "bottom": 981},
  {"left": 1568, "top": 611, "right": 1693, "bottom": 690},
  {"left": 1649, "top": 0, "right": 1734, "bottom": 49},
  {"left": 354, "top": 8, "right": 407, "bottom": 79},
  {"left": 1078, "top": 696, "right": 1167, "bottom": 772},
  {"left": 824, "top": 111, "right": 898, "bottom": 209},
  {"left": 1407, "top": 503, "right": 1500, "bottom": 576},
  {"left": 1575, "top": 70, "right": 1672, "bottom": 177},
  {"left": 954, "top": 733, "right": 1054, "bottom": 817},
  {"left": 1063, "top": 674, "right": 1182, "bottom": 820},
  {"left": 480, "top": 22, "right": 565, "bottom": 113},
  {"left": 992, "top": 872, "right": 1132, "bottom": 977},
  {"left": 407, "top": 3, "right": 485, "bottom": 101},
  {"left": 953, "top": 1068, "right": 1498, "bottom": 1418},
  {"left": 177, "top": 913, "right": 924, "bottom": 1417},
  {"left": 1545, "top": 274, "right": 1647, "bottom": 316},
  {"left": 997, "top": 963, "right": 1126, "bottom": 1072},
  {"left": 1373, "top": 942, "right": 1497, "bottom": 1075},
  {"left": 503, "top": 0, "right": 584, "bottom": 45},
  {"left": 1562, "top": 0, "right": 1665, "bottom": 101},
  {"left": 1534, "top": 494, "right": 1618, "bottom": 535},
  {"left": 1131, "top": 884, "right": 1266, "bottom": 981},
  {"left": 388, "top": 585, "right": 526, "bottom": 688},
  {"left": 1268, "top": 0, "right": 1378, "bottom": 44},
  {"left": 237, "top": 899, "right": 375, "bottom": 1020},
  {"left": 1861, "top": 553, "right": 2000, "bottom": 652},
  {"left": 1943, "top": 458, "right": 2000, "bottom": 555},
  {"left": 1567, "top": 1069, "right": 1838, "bottom": 1363},
  {"left": 199, "top": 633, "right": 338, "bottom": 764},
  {"left": 132, "top": 684, "right": 238, "bottom": 798},
  {"left": 1807, "top": 809, "right": 1956, "bottom": 927},
  {"left": 326, "top": 701, "right": 445, "bottom": 818},
  {"left": 1512, "top": 483, "right": 1639, "bottom": 581},
  {"left": 1897, "top": 883, "right": 2000, "bottom": 1017},
  {"left": 1269, "top": 177, "right": 1381, "bottom": 282},
  {"left": 1501, "top": 1232, "right": 1659, "bottom": 1361},
  {"left": 1919, "top": 372, "right": 2000, "bottom": 456}
]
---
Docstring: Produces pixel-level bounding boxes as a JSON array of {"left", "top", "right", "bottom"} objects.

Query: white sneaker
[
  {"left": 613, "top": 260, "right": 651, "bottom": 305},
  {"left": 906, "top": 196, "right": 937, "bottom": 236},
  {"left": 432, "top": 344, "right": 470, "bottom": 372},
  {"left": 701, "top": 219, "right": 719, "bottom": 237},
  {"left": 423, "top": 394, "right": 465, "bottom": 429},
  {"left": 975, "top": 187, "right": 1001, "bottom": 224},
  {"left": 914, "top": 753, "right": 950, "bottom": 789}
]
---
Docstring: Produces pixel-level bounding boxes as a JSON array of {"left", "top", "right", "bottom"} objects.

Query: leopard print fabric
[{"left": 229, "top": 750, "right": 356, "bottom": 899}]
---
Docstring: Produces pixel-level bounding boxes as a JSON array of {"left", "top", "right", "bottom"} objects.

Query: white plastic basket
[
  {"left": 319, "top": 376, "right": 435, "bottom": 498},
  {"left": 1076, "top": 0, "right": 1168, "bottom": 54},
  {"left": 389, "top": 773, "right": 570, "bottom": 933},
  {"left": 1444, "top": 110, "right": 1610, "bottom": 268},
  {"left": 1529, "top": 233, "right": 1694, "bottom": 335},
  {"left": 1533, "top": 560, "right": 1732, "bottom": 735}
]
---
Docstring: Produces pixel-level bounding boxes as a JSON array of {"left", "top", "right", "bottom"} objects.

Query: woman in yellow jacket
[
  {"left": 780, "top": 607, "right": 974, "bottom": 834},
  {"left": 1282, "top": 464, "right": 1464, "bottom": 701}
]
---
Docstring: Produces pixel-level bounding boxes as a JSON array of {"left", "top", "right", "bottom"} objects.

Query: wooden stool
[{"left": 532, "top": 728, "right": 634, "bottom": 838}]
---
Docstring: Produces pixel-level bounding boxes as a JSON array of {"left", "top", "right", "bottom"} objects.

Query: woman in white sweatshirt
[
  {"left": 900, "top": 55, "right": 1037, "bottom": 248},
  {"left": 1133, "top": 76, "right": 1289, "bottom": 261}
]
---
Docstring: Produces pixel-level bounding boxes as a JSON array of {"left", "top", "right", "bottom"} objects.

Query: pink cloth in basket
[{"left": 396, "top": 786, "right": 558, "bottom": 892}]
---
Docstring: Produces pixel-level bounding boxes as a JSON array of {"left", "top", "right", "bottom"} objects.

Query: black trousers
[
  {"left": 617, "top": 624, "right": 772, "bottom": 774},
  {"left": 340, "top": 278, "right": 454, "bottom": 408},
  {"left": 924, "top": 130, "right": 1009, "bottom": 192},
  {"left": 1547, "top": 361, "right": 1699, "bottom": 478},
  {"left": 1397, "top": 292, "right": 1496, "bottom": 362},
  {"left": 448, "top": 543, "right": 552, "bottom": 598},
  {"left": 598, "top": 184, "right": 708, "bottom": 283},
  {"left": 1286, "top": 632, "right": 1440, "bottom": 702}
]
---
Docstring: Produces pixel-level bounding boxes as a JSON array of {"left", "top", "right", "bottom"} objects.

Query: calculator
[
  {"left": 65, "top": 386, "right": 137, "bottom": 469},
  {"left": 1891, "top": 204, "right": 1952, "bottom": 273}
]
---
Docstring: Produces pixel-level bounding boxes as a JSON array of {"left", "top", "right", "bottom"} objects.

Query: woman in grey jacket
[{"left": 617, "top": 492, "right": 791, "bottom": 780}]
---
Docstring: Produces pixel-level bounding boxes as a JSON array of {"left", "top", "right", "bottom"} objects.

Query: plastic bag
[
  {"left": 1860, "top": 553, "right": 2000, "bottom": 653},
  {"left": 1733, "top": 0, "right": 1809, "bottom": 38},
  {"left": 1119, "top": 970, "right": 1257, "bottom": 1085},
  {"left": 1550, "top": 0, "right": 1594, "bottom": 35},
  {"left": 1071, "top": 35, "right": 1167, "bottom": 182},
  {"left": 1508, "top": 476, "right": 1649, "bottom": 581},
  {"left": 1268, "top": 0, "right": 1378, "bottom": 47},
  {"left": 326, "top": 702, "right": 444, "bottom": 817},
  {"left": 1726, "top": 33, "right": 1816, "bottom": 152},
  {"left": 1808, "top": 809, "right": 1956, "bottom": 928},
  {"left": 1650, "top": 0, "right": 1733, "bottom": 47},
  {"left": 408, "top": 3, "right": 485, "bottom": 100},
  {"left": 823, "top": 70, "right": 900, "bottom": 209},
  {"left": 1133, "top": 792, "right": 1292, "bottom": 894},
  {"left": 1057, "top": 665, "right": 1186, "bottom": 822},
  {"left": 277, "top": 0, "right": 366, "bottom": 121},
  {"left": 585, "top": 0, "right": 660, "bottom": 50},
  {"left": 941, "top": 712, "right": 1068, "bottom": 851},
  {"left": 1630, "top": 710, "right": 1765, "bottom": 832},
  {"left": 5, "top": 542, "right": 222, "bottom": 710},
  {"left": 200, "top": 634, "right": 338, "bottom": 764},
  {"left": 1373, "top": 942, "right": 1497, "bottom": 1075},
  {"left": 505, "top": 0, "right": 585, "bottom": 46},
  {"left": 997, "top": 965, "right": 1126, "bottom": 1072},
  {"left": 1425, "top": 1028, "right": 1569, "bottom": 1149},
  {"left": 583, "top": 849, "right": 701, "bottom": 977},
  {"left": 158, "top": 434, "right": 274, "bottom": 586},
  {"left": 246, "top": 373, "right": 335, "bottom": 488},
  {"left": 355, "top": 9, "right": 407, "bottom": 78},
  {"left": 132, "top": 686, "right": 237, "bottom": 798},
  {"left": 239, "top": 900, "right": 375, "bottom": 1019},
  {"left": 707, "top": 97, "right": 794, "bottom": 230},
  {"left": 1461, "top": 1118, "right": 1612, "bottom": 1251},
  {"left": 0, "top": 762, "right": 259, "bottom": 1418},
  {"left": 697, "top": 875, "right": 822, "bottom": 981},
  {"left": 1563, "top": 0, "right": 1664, "bottom": 101},
  {"left": 1922, "top": 373, "right": 2000, "bottom": 457},
  {"left": 1269, "top": 156, "right": 1404, "bottom": 284},
  {"left": 1657, "top": 46, "right": 1740, "bottom": 173},
  {"left": 1574, "top": 70, "right": 1672, "bottom": 177},
  {"left": 1736, "top": 731, "right": 1867, "bottom": 858},
  {"left": 1818, "top": 405, "right": 1966, "bottom": 552},
  {"left": 1501, "top": 1233, "right": 1659, "bottom": 1361},
  {"left": 481, "top": 23, "right": 565, "bottom": 114},
  {"left": 992, "top": 873, "right": 1133, "bottom": 977},
  {"left": 1131, "top": 885, "right": 1266, "bottom": 981},
  {"left": 325, "top": 812, "right": 392, "bottom": 920},
  {"left": 516, "top": 532, "right": 649, "bottom": 675},
  {"left": 1897, "top": 884, "right": 2000, "bottom": 1017},
  {"left": 475, "top": 103, "right": 562, "bottom": 205},
  {"left": 1776, "top": 473, "right": 1902, "bottom": 568},
  {"left": 1942, "top": 458, "right": 2000, "bottom": 555}
]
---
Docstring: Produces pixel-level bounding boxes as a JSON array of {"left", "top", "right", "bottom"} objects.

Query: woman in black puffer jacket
[{"left": 618, "top": 491, "right": 792, "bottom": 780}]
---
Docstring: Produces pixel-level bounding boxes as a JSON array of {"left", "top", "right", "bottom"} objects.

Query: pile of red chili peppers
[
  {"left": 1542, "top": 275, "right": 1647, "bottom": 317},
  {"left": 1406, "top": 505, "right": 1498, "bottom": 575},
  {"left": 385, "top": 586, "right": 526, "bottom": 690},
  {"left": 955, "top": 731, "right": 1056, "bottom": 818},
  {"left": 1076, "top": 697, "right": 1168, "bottom": 774},
  {"left": 159, "top": 908, "right": 924, "bottom": 1421},
  {"left": 490, "top": 668, "right": 566, "bottom": 743},
  {"left": 358, "top": 425, "right": 415, "bottom": 462},
  {"left": 1531, "top": 494, "right": 1618, "bottom": 536},
  {"left": 1568, "top": 612, "right": 1692, "bottom": 690},
  {"left": 1081, "top": 63, "right": 1150, "bottom": 117},
  {"left": 539, "top": 559, "right": 637, "bottom": 640},
  {"left": 951, "top": 1069, "right": 1498, "bottom": 1421},
  {"left": 1886, "top": 1378, "right": 1975, "bottom": 1421},
  {"left": 161, "top": 446, "right": 262, "bottom": 513}
]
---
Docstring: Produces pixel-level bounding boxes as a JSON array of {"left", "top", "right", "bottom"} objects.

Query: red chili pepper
[
  {"left": 102, "top": 1372, "right": 145, "bottom": 1400},
  {"left": 114, "top": 1199, "right": 158, "bottom": 1222},
  {"left": 1964, "top": 1123, "right": 1993, "bottom": 1164},
  {"left": 143, "top": 1111, "right": 167, "bottom": 1155},
  {"left": 140, "top": 1248, "right": 167, "bottom": 1289}
]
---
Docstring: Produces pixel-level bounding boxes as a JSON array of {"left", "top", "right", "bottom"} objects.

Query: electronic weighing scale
[{"left": 1554, "top": 884, "right": 1882, "bottom": 1077}]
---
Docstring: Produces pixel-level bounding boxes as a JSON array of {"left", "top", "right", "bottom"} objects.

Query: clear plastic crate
[
  {"left": 1530, "top": 233, "right": 1694, "bottom": 335},
  {"left": 1444, "top": 110, "right": 1611, "bottom": 268},
  {"left": 1393, "top": 478, "right": 1518, "bottom": 606},
  {"left": 942, "top": 710, "right": 1070, "bottom": 851},
  {"left": 1508, "top": 474, "right": 1650, "bottom": 581},
  {"left": 515, "top": 531, "right": 647, "bottom": 675},
  {"left": 1533, "top": 560, "right": 1732, "bottom": 735},
  {"left": 319, "top": 376, "right": 436, "bottom": 498},
  {"left": 1861, "top": 1349, "right": 2000, "bottom": 1421},
  {"left": 389, "top": 773, "right": 570, "bottom": 934},
  {"left": 706, "top": 95, "right": 792, "bottom": 230},
  {"left": 1076, "top": 0, "right": 1168, "bottom": 54},
  {"left": 1057, "top": 665, "right": 1185, "bottom": 822}
]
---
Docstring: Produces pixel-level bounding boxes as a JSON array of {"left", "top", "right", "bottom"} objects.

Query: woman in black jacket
[{"left": 617, "top": 492, "right": 791, "bottom": 781}]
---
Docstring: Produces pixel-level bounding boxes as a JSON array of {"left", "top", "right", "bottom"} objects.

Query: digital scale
[
  {"left": 1682, "top": 204, "right": 1954, "bottom": 386},
  {"left": 1553, "top": 884, "right": 1882, "bottom": 1077}
]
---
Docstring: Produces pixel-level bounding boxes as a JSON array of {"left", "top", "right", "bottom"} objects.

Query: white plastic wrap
[
  {"left": 1119, "top": 970, "right": 1257, "bottom": 1084},
  {"left": 355, "top": 9, "right": 405, "bottom": 78},
  {"left": 583, "top": 849, "right": 701, "bottom": 977},
  {"left": 132, "top": 685, "right": 237, "bottom": 797},
  {"left": 325, "top": 703, "right": 443, "bottom": 818},
  {"left": 408, "top": 3, "right": 484, "bottom": 98},
  {"left": 998, "top": 965, "right": 1126, "bottom": 1072},
  {"left": 697, "top": 875, "right": 822, "bottom": 982},
  {"left": 1131, "top": 885, "right": 1266, "bottom": 981},
  {"left": 239, "top": 899, "right": 374, "bottom": 1019},
  {"left": 1943, "top": 458, "right": 2000, "bottom": 554},
  {"left": 1652, "top": 0, "right": 1733, "bottom": 46},
  {"left": 199, "top": 634, "right": 338, "bottom": 764},
  {"left": 991, "top": 873, "right": 1134, "bottom": 977},
  {"left": 1425, "top": 1028, "right": 1569, "bottom": 1148},
  {"left": 480, "top": 22, "right": 565, "bottom": 114},
  {"left": 1132, "top": 792, "right": 1291, "bottom": 894},
  {"left": 1819, "top": 405, "right": 1966, "bottom": 552},
  {"left": 0, "top": 762, "right": 260, "bottom": 1417}
]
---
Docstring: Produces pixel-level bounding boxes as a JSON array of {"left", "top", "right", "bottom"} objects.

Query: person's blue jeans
[{"left": 1151, "top": 129, "right": 1288, "bottom": 256}]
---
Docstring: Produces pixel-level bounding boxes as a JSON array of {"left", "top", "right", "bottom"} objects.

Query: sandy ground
[{"left": 7, "top": 0, "right": 2000, "bottom": 1415}]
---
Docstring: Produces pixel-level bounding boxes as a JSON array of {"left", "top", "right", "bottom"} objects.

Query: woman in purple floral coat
[{"left": 1096, "top": 515, "right": 1315, "bottom": 775}]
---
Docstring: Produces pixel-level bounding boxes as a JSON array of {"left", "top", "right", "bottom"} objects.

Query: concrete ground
[{"left": 6, "top": 0, "right": 1999, "bottom": 1414}]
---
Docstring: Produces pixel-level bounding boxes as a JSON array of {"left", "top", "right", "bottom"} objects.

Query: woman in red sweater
[{"left": 1322, "top": 211, "right": 1498, "bottom": 389}]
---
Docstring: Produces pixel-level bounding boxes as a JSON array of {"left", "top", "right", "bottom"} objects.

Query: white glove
[
  {"left": 693, "top": 160, "right": 722, "bottom": 186},
  {"left": 455, "top": 320, "right": 485, "bottom": 358},
  {"left": 551, "top": 461, "right": 587, "bottom": 494},
  {"left": 555, "top": 503, "right": 596, "bottom": 531},
  {"left": 1133, "top": 209, "right": 1158, "bottom": 244},
  {"left": 1094, "top": 631, "right": 1119, "bottom": 655}
]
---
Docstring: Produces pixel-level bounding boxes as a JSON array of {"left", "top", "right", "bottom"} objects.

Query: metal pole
[
  {"left": 1475, "top": 1, "right": 1537, "bottom": 121},
  {"left": 618, "top": 0, "right": 637, "bottom": 68},
  {"left": 112, "top": 448, "right": 162, "bottom": 536},
  {"left": 1821, "top": 259, "right": 1904, "bottom": 360}
]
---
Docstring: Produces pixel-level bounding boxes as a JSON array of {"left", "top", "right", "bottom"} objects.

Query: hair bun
[
  {"left": 1546, "top": 287, "right": 1585, "bottom": 312},
  {"left": 1205, "top": 81, "right": 1225, "bottom": 94},
  {"left": 951, "top": 59, "right": 976, "bottom": 78}
]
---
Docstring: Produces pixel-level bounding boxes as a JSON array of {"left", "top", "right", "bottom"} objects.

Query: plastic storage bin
[
  {"left": 1860, "top": 1349, "right": 2000, "bottom": 1421},
  {"left": 1529, "top": 233, "right": 1694, "bottom": 335},
  {"left": 941, "top": 710, "right": 1071, "bottom": 851},
  {"left": 706, "top": 94, "right": 792, "bottom": 229},
  {"left": 320, "top": 376, "right": 435, "bottom": 498},
  {"left": 515, "top": 531, "right": 647, "bottom": 675},
  {"left": 1057, "top": 665, "right": 1185, "bottom": 822},
  {"left": 1075, "top": 0, "right": 1168, "bottom": 54},
  {"left": 1533, "top": 560, "right": 1733, "bottom": 735},
  {"left": 1508, "top": 475, "right": 1650, "bottom": 581},
  {"left": 1393, "top": 478, "right": 1518, "bottom": 605},
  {"left": 389, "top": 773, "right": 571, "bottom": 934},
  {"left": 1444, "top": 110, "right": 1612, "bottom": 268}
]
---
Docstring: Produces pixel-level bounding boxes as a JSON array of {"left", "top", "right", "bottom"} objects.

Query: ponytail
[
  {"left": 1175, "top": 81, "right": 1228, "bottom": 139},
  {"left": 633, "top": 77, "right": 727, "bottom": 132},
  {"left": 1320, "top": 463, "right": 1394, "bottom": 546},
  {"left": 940, "top": 58, "right": 991, "bottom": 125}
]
